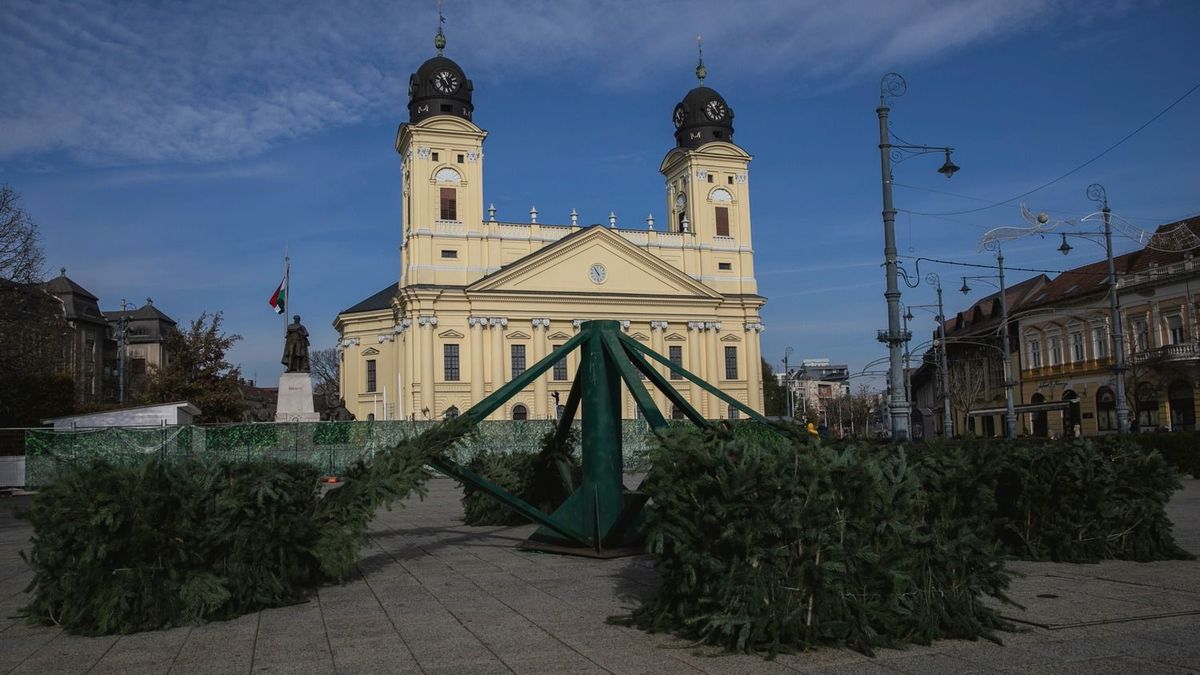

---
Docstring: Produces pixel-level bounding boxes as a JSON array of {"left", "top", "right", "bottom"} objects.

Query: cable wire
[{"left": 897, "top": 79, "right": 1200, "bottom": 217}]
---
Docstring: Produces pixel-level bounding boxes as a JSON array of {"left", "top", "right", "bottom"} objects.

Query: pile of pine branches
[
  {"left": 618, "top": 427, "right": 1192, "bottom": 656},
  {"left": 460, "top": 428, "right": 580, "bottom": 526},
  {"left": 19, "top": 416, "right": 476, "bottom": 634}
]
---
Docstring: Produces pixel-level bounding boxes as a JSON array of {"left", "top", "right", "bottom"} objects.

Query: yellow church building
[{"left": 334, "top": 34, "right": 767, "bottom": 421}]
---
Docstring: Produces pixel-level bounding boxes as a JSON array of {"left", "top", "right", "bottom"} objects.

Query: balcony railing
[{"left": 1129, "top": 342, "right": 1200, "bottom": 365}]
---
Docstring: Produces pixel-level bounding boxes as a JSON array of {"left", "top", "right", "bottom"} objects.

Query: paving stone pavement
[{"left": 1, "top": 476, "right": 1197, "bottom": 674}]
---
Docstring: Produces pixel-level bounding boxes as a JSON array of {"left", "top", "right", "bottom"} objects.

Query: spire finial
[
  {"left": 434, "top": 0, "right": 446, "bottom": 55},
  {"left": 695, "top": 34, "right": 707, "bottom": 84},
  {"left": 59, "top": 267, "right": 66, "bottom": 277}
]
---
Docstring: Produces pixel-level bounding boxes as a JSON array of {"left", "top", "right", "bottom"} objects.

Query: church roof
[{"left": 340, "top": 283, "right": 398, "bottom": 315}]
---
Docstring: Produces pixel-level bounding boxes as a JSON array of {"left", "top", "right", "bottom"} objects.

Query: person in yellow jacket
[{"left": 803, "top": 417, "right": 818, "bottom": 437}]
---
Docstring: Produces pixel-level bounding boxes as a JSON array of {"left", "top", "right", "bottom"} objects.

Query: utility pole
[
  {"left": 1094, "top": 186, "right": 1131, "bottom": 434},
  {"left": 996, "top": 246, "right": 1017, "bottom": 439},
  {"left": 783, "top": 347, "right": 794, "bottom": 418},
  {"left": 933, "top": 278, "right": 952, "bottom": 439},
  {"left": 117, "top": 298, "right": 128, "bottom": 405}
]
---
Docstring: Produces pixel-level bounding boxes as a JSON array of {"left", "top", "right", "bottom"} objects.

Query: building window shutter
[
  {"left": 715, "top": 207, "right": 730, "bottom": 237},
  {"left": 440, "top": 187, "right": 457, "bottom": 221}
]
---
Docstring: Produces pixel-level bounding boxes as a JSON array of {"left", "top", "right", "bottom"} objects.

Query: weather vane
[
  {"left": 435, "top": 0, "right": 446, "bottom": 55},
  {"left": 695, "top": 34, "right": 706, "bottom": 84}
]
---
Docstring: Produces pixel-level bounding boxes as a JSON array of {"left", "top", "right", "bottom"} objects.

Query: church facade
[{"left": 334, "top": 35, "right": 767, "bottom": 421}]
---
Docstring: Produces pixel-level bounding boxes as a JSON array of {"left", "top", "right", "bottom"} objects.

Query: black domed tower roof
[
  {"left": 672, "top": 51, "right": 734, "bottom": 148},
  {"left": 408, "top": 26, "right": 473, "bottom": 124}
]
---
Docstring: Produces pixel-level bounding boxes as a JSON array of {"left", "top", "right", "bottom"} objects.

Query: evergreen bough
[
  {"left": 460, "top": 428, "right": 580, "bottom": 526},
  {"left": 19, "top": 416, "right": 476, "bottom": 634}
]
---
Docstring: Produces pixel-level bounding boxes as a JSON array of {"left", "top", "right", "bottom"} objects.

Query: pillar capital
[
  {"left": 650, "top": 320, "right": 670, "bottom": 331},
  {"left": 417, "top": 315, "right": 438, "bottom": 328},
  {"left": 744, "top": 321, "right": 765, "bottom": 333},
  {"left": 531, "top": 318, "right": 551, "bottom": 329}
]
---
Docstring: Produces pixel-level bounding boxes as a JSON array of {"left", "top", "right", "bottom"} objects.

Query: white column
[
  {"left": 650, "top": 321, "right": 669, "bottom": 414},
  {"left": 687, "top": 322, "right": 704, "bottom": 417},
  {"left": 490, "top": 318, "right": 507, "bottom": 413},
  {"left": 532, "top": 318, "right": 549, "bottom": 419},
  {"left": 706, "top": 323, "right": 722, "bottom": 418},
  {"left": 418, "top": 316, "right": 437, "bottom": 417},
  {"left": 745, "top": 322, "right": 765, "bottom": 413},
  {"left": 468, "top": 317, "right": 485, "bottom": 406}
]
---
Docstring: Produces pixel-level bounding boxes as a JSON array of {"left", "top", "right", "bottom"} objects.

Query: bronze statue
[
  {"left": 281, "top": 315, "right": 310, "bottom": 372},
  {"left": 328, "top": 398, "right": 356, "bottom": 421}
]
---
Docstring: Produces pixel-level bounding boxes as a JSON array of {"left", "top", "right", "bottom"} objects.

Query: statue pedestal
[{"left": 275, "top": 372, "right": 320, "bottom": 422}]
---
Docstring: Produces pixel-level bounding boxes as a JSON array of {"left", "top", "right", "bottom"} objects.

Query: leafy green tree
[
  {"left": 135, "top": 312, "right": 246, "bottom": 422},
  {"left": 761, "top": 358, "right": 787, "bottom": 416}
]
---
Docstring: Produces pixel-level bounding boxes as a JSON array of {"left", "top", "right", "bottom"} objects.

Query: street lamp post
[
  {"left": 1056, "top": 184, "right": 1130, "bottom": 433},
  {"left": 876, "top": 72, "right": 959, "bottom": 442},
  {"left": 783, "top": 347, "right": 794, "bottom": 419},
  {"left": 906, "top": 274, "right": 954, "bottom": 438},
  {"left": 961, "top": 241, "right": 1017, "bottom": 440}
]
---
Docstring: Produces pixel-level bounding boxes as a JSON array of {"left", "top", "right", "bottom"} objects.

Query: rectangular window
[
  {"left": 706, "top": 173, "right": 714, "bottom": 183},
  {"left": 366, "top": 359, "right": 377, "bottom": 393},
  {"left": 131, "top": 357, "right": 146, "bottom": 375},
  {"left": 724, "top": 346, "right": 738, "bottom": 379},
  {"left": 669, "top": 345, "right": 683, "bottom": 380},
  {"left": 1028, "top": 339, "right": 1041, "bottom": 368},
  {"left": 443, "top": 344, "right": 460, "bottom": 381},
  {"left": 718, "top": 262, "right": 732, "bottom": 271},
  {"left": 1092, "top": 327, "right": 1109, "bottom": 359},
  {"left": 715, "top": 206, "right": 730, "bottom": 237},
  {"left": 1168, "top": 314, "right": 1184, "bottom": 344},
  {"left": 727, "top": 175, "right": 733, "bottom": 184},
  {"left": 456, "top": 153, "right": 464, "bottom": 163},
  {"left": 1070, "top": 331, "right": 1085, "bottom": 361},
  {"left": 552, "top": 344, "right": 567, "bottom": 381},
  {"left": 1133, "top": 319, "right": 1149, "bottom": 351},
  {"left": 1049, "top": 335, "right": 1062, "bottom": 366},
  {"left": 511, "top": 344, "right": 526, "bottom": 379},
  {"left": 440, "top": 249, "right": 458, "bottom": 259},
  {"left": 728, "top": 406, "right": 740, "bottom": 420},
  {"left": 439, "top": 187, "right": 457, "bottom": 221},
  {"left": 431, "top": 151, "right": 439, "bottom": 161}
]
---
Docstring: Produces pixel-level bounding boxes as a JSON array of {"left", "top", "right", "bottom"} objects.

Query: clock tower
[
  {"left": 396, "top": 25, "right": 487, "bottom": 287},
  {"left": 660, "top": 56, "right": 756, "bottom": 296}
]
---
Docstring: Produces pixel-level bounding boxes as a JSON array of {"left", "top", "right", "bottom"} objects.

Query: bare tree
[
  {"left": 310, "top": 347, "right": 340, "bottom": 411},
  {"left": 947, "top": 356, "right": 988, "bottom": 434},
  {"left": 0, "top": 186, "right": 73, "bottom": 425}
]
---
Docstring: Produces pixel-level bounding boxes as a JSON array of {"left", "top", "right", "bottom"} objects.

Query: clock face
[
  {"left": 588, "top": 263, "right": 607, "bottom": 285},
  {"left": 704, "top": 99, "right": 727, "bottom": 121},
  {"left": 432, "top": 70, "right": 460, "bottom": 94},
  {"left": 674, "top": 193, "right": 686, "bottom": 209},
  {"left": 672, "top": 105, "right": 687, "bottom": 129}
]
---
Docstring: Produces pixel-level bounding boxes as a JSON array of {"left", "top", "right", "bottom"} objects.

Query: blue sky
[{"left": 3, "top": 0, "right": 1198, "bottom": 387}]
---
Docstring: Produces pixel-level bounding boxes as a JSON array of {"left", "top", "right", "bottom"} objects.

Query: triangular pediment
[
  {"left": 438, "top": 329, "right": 465, "bottom": 339},
  {"left": 467, "top": 226, "right": 722, "bottom": 299},
  {"left": 629, "top": 332, "right": 649, "bottom": 341},
  {"left": 665, "top": 332, "right": 686, "bottom": 342},
  {"left": 720, "top": 333, "right": 742, "bottom": 342},
  {"left": 361, "top": 347, "right": 380, "bottom": 356},
  {"left": 547, "top": 331, "right": 572, "bottom": 340},
  {"left": 506, "top": 330, "right": 531, "bottom": 340}
]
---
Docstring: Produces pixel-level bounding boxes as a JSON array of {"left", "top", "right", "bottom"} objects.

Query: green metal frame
[{"left": 431, "top": 319, "right": 779, "bottom": 554}]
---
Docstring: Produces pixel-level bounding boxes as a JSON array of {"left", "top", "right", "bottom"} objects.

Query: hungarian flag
[{"left": 269, "top": 264, "right": 288, "bottom": 314}]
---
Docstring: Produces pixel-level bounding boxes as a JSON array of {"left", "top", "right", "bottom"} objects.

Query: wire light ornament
[
  {"left": 1080, "top": 209, "right": 1200, "bottom": 252},
  {"left": 979, "top": 204, "right": 1072, "bottom": 250}
]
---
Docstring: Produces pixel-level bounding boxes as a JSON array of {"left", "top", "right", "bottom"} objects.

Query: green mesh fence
[{"left": 23, "top": 419, "right": 661, "bottom": 488}]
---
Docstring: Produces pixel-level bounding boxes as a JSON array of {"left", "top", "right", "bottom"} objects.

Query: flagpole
[{"left": 283, "top": 242, "right": 290, "bottom": 335}]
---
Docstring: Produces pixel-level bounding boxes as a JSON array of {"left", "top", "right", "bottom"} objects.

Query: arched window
[
  {"left": 671, "top": 405, "right": 686, "bottom": 420},
  {"left": 1136, "top": 383, "right": 1159, "bottom": 431},
  {"left": 1096, "top": 387, "right": 1116, "bottom": 432},
  {"left": 511, "top": 404, "right": 528, "bottom": 421},
  {"left": 444, "top": 406, "right": 459, "bottom": 420},
  {"left": 709, "top": 188, "right": 733, "bottom": 203},
  {"left": 1030, "top": 393, "right": 1048, "bottom": 437},
  {"left": 434, "top": 167, "right": 462, "bottom": 183}
]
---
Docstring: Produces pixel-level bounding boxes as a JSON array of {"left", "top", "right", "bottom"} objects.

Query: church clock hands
[
  {"left": 673, "top": 105, "right": 687, "bottom": 129},
  {"left": 588, "top": 263, "right": 607, "bottom": 285},
  {"left": 433, "top": 70, "right": 460, "bottom": 94},
  {"left": 704, "top": 99, "right": 727, "bottom": 122}
]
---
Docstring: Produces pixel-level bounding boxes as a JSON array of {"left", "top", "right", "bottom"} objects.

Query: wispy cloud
[{"left": 0, "top": 0, "right": 1138, "bottom": 166}]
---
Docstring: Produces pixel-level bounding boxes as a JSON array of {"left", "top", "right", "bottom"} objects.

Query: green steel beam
[
  {"left": 619, "top": 332, "right": 777, "bottom": 427},
  {"left": 578, "top": 323, "right": 625, "bottom": 539},
  {"left": 620, "top": 339, "right": 707, "bottom": 428},
  {"left": 430, "top": 456, "right": 590, "bottom": 544},
  {"left": 463, "top": 330, "right": 587, "bottom": 424},
  {"left": 598, "top": 329, "right": 667, "bottom": 430},
  {"left": 552, "top": 368, "right": 583, "bottom": 450}
]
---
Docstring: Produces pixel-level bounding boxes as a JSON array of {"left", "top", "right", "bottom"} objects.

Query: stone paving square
[{"left": 0, "top": 476, "right": 1197, "bottom": 673}]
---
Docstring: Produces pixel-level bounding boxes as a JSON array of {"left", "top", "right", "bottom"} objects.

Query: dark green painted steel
[
  {"left": 620, "top": 332, "right": 776, "bottom": 426},
  {"left": 430, "top": 319, "right": 771, "bottom": 555}
]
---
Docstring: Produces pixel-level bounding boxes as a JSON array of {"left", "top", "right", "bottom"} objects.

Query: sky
[{"left": 2, "top": 0, "right": 1199, "bottom": 388}]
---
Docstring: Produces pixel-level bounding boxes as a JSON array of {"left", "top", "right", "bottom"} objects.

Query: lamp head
[
  {"left": 959, "top": 278, "right": 971, "bottom": 295},
  {"left": 937, "top": 150, "right": 959, "bottom": 179},
  {"left": 1057, "top": 233, "right": 1072, "bottom": 256},
  {"left": 904, "top": 308, "right": 914, "bottom": 321}
]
